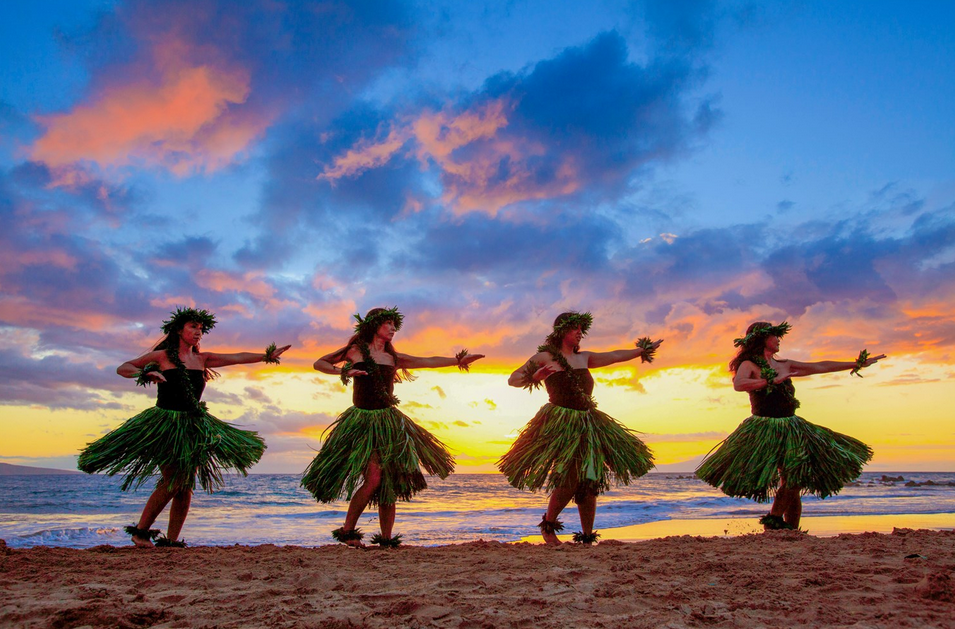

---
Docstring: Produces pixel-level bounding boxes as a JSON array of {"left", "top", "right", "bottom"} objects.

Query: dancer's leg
[
  {"left": 576, "top": 492, "right": 597, "bottom": 540},
  {"left": 542, "top": 485, "right": 577, "bottom": 545},
  {"left": 132, "top": 476, "right": 178, "bottom": 547},
  {"left": 378, "top": 503, "right": 396, "bottom": 539},
  {"left": 166, "top": 487, "right": 193, "bottom": 542},
  {"left": 341, "top": 456, "right": 382, "bottom": 546},
  {"left": 783, "top": 488, "right": 802, "bottom": 528}
]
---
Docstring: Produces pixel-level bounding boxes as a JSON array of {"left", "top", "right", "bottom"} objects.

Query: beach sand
[{"left": 2, "top": 528, "right": 954, "bottom": 628}]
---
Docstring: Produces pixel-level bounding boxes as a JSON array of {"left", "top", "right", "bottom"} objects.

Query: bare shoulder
[
  {"left": 529, "top": 350, "right": 553, "bottom": 364},
  {"left": 130, "top": 349, "right": 169, "bottom": 367},
  {"left": 737, "top": 360, "right": 759, "bottom": 375}
]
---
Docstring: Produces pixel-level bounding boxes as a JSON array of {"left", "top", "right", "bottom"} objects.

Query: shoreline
[{"left": 535, "top": 511, "right": 955, "bottom": 543}]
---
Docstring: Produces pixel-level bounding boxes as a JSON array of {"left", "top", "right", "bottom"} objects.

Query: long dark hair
[{"left": 729, "top": 321, "right": 772, "bottom": 373}]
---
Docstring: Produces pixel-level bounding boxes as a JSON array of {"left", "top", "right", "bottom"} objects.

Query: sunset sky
[{"left": 2, "top": 1, "right": 953, "bottom": 475}]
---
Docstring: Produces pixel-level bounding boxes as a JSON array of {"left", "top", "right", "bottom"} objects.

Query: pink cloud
[
  {"left": 30, "top": 36, "right": 271, "bottom": 178},
  {"left": 317, "top": 99, "right": 581, "bottom": 216}
]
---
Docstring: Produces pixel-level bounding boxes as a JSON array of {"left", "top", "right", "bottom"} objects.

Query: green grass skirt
[
  {"left": 498, "top": 403, "right": 654, "bottom": 496},
  {"left": 77, "top": 406, "right": 265, "bottom": 492},
  {"left": 695, "top": 415, "right": 873, "bottom": 502},
  {"left": 301, "top": 406, "right": 455, "bottom": 506}
]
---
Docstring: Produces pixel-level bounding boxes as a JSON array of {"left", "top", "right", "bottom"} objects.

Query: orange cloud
[
  {"left": 30, "top": 36, "right": 270, "bottom": 178},
  {"left": 317, "top": 99, "right": 581, "bottom": 216},
  {"left": 195, "top": 270, "right": 274, "bottom": 301},
  {"left": 317, "top": 126, "right": 410, "bottom": 182},
  {"left": 0, "top": 295, "right": 124, "bottom": 332}
]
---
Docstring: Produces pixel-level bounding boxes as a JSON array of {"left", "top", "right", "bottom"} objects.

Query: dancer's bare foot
[
  {"left": 538, "top": 515, "right": 564, "bottom": 545},
  {"left": 541, "top": 530, "right": 563, "bottom": 545},
  {"left": 124, "top": 525, "right": 157, "bottom": 548},
  {"left": 131, "top": 535, "right": 154, "bottom": 548},
  {"left": 332, "top": 527, "right": 366, "bottom": 548}
]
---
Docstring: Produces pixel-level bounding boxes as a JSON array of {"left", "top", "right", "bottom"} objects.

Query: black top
[
  {"left": 545, "top": 369, "right": 595, "bottom": 411},
  {"left": 156, "top": 369, "right": 206, "bottom": 411},
  {"left": 352, "top": 361, "right": 396, "bottom": 410},
  {"left": 749, "top": 379, "right": 799, "bottom": 417}
]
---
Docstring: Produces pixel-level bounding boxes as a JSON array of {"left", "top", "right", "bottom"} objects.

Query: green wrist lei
[
  {"left": 849, "top": 349, "right": 870, "bottom": 377},
  {"left": 751, "top": 357, "right": 799, "bottom": 410},
  {"left": 340, "top": 360, "right": 354, "bottom": 386},
  {"left": 263, "top": 343, "right": 281, "bottom": 364},
  {"left": 635, "top": 337, "right": 656, "bottom": 363},
  {"left": 455, "top": 349, "right": 472, "bottom": 372},
  {"left": 135, "top": 362, "right": 161, "bottom": 387},
  {"left": 520, "top": 360, "right": 544, "bottom": 393}
]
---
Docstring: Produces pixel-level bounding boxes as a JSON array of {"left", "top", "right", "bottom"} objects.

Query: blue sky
[{"left": 2, "top": 0, "right": 954, "bottom": 472}]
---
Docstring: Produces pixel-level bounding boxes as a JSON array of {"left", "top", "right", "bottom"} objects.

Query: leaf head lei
[
  {"left": 546, "top": 311, "right": 593, "bottom": 347},
  {"left": 733, "top": 321, "right": 791, "bottom": 348},
  {"left": 353, "top": 306, "right": 403, "bottom": 338},
  {"left": 161, "top": 307, "right": 217, "bottom": 335}
]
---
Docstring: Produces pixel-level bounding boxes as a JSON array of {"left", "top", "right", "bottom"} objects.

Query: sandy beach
[{"left": 2, "top": 528, "right": 953, "bottom": 628}]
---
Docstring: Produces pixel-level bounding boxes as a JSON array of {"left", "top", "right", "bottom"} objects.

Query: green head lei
[
  {"left": 161, "top": 307, "right": 217, "bottom": 335},
  {"left": 353, "top": 306, "right": 404, "bottom": 339},
  {"left": 546, "top": 311, "right": 593, "bottom": 346},
  {"left": 733, "top": 321, "right": 791, "bottom": 348}
]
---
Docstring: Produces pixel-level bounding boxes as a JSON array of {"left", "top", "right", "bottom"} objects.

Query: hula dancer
[
  {"left": 696, "top": 321, "right": 885, "bottom": 531},
  {"left": 305, "top": 307, "right": 483, "bottom": 548},
  {"left": 78, "top": 307, "right": 290, "bottom": 548},
  {"left": 499, "top": 312, "right": 661, "bottom": 545}
]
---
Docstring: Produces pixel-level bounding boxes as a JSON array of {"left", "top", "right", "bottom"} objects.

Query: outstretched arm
[
  {"left": 397, "top": 352, "right": 485, "bottom": 370},
  {"left": 204, "top": 344, "right": 291, "bottom": 369},
  {"left": 787, "top": 353, "right": 885, "bottom": 377},
  {"left": 587, "top": 339, "right": 663, "bottom": 369}
]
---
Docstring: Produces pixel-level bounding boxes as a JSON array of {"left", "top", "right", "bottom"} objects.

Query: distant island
[{"left": 0, "top": 462, "right": 80, "bottom": 476}]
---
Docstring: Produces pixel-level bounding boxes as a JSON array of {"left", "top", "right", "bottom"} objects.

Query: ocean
[{"left": 2, "top": 472, "right": 953, "bottom": 549}]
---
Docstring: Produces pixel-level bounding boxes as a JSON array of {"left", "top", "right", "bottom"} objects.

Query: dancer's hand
[
  {"left": 459, "top": 353, "right": 485, "bottom": 369},
  {"left": 533, "top": 363, "right": 558, "bottom": 382},
  {"left": 863, "top": 353, "right": 886, "bottom": 367}
]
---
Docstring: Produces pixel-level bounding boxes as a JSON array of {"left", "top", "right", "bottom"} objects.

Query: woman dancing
[
  {"left": 305, "top": 306, "right": 483, "bottom": 548},
  {"left": 499, "top": 312, "right": 661, "bottom": 545},
  {"left": 696, "top": 321, "right": 885, "bottom": 530},
  {"left": 78, "top": 307, "right": 289, "bottom": 547}
]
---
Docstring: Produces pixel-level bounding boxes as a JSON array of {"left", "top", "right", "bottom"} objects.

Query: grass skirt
[
  {"left": 498, "top": 403, "right": 654, "bottom": 496},
  {"left": 301, "top": 406, "right": 454, "bottom": 506},
  {"left": 77, "top": 406, "right": 265, "bottom": 492},
  {"left": 695, "top": 415, "right": 873, "bottom": 502}
]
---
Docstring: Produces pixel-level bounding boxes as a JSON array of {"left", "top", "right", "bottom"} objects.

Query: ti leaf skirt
[
  {"left": 78, "top": 405, "right": 265, "bottom": 492},
  {"left": 498, "top": 403, "right": 654, "bottom": 497},
  {"left": 301, "top": 406, "right": 454, "bottom": 506},
  {"left": 696, "top": 414, "right": 873, "bottom": 502}
]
